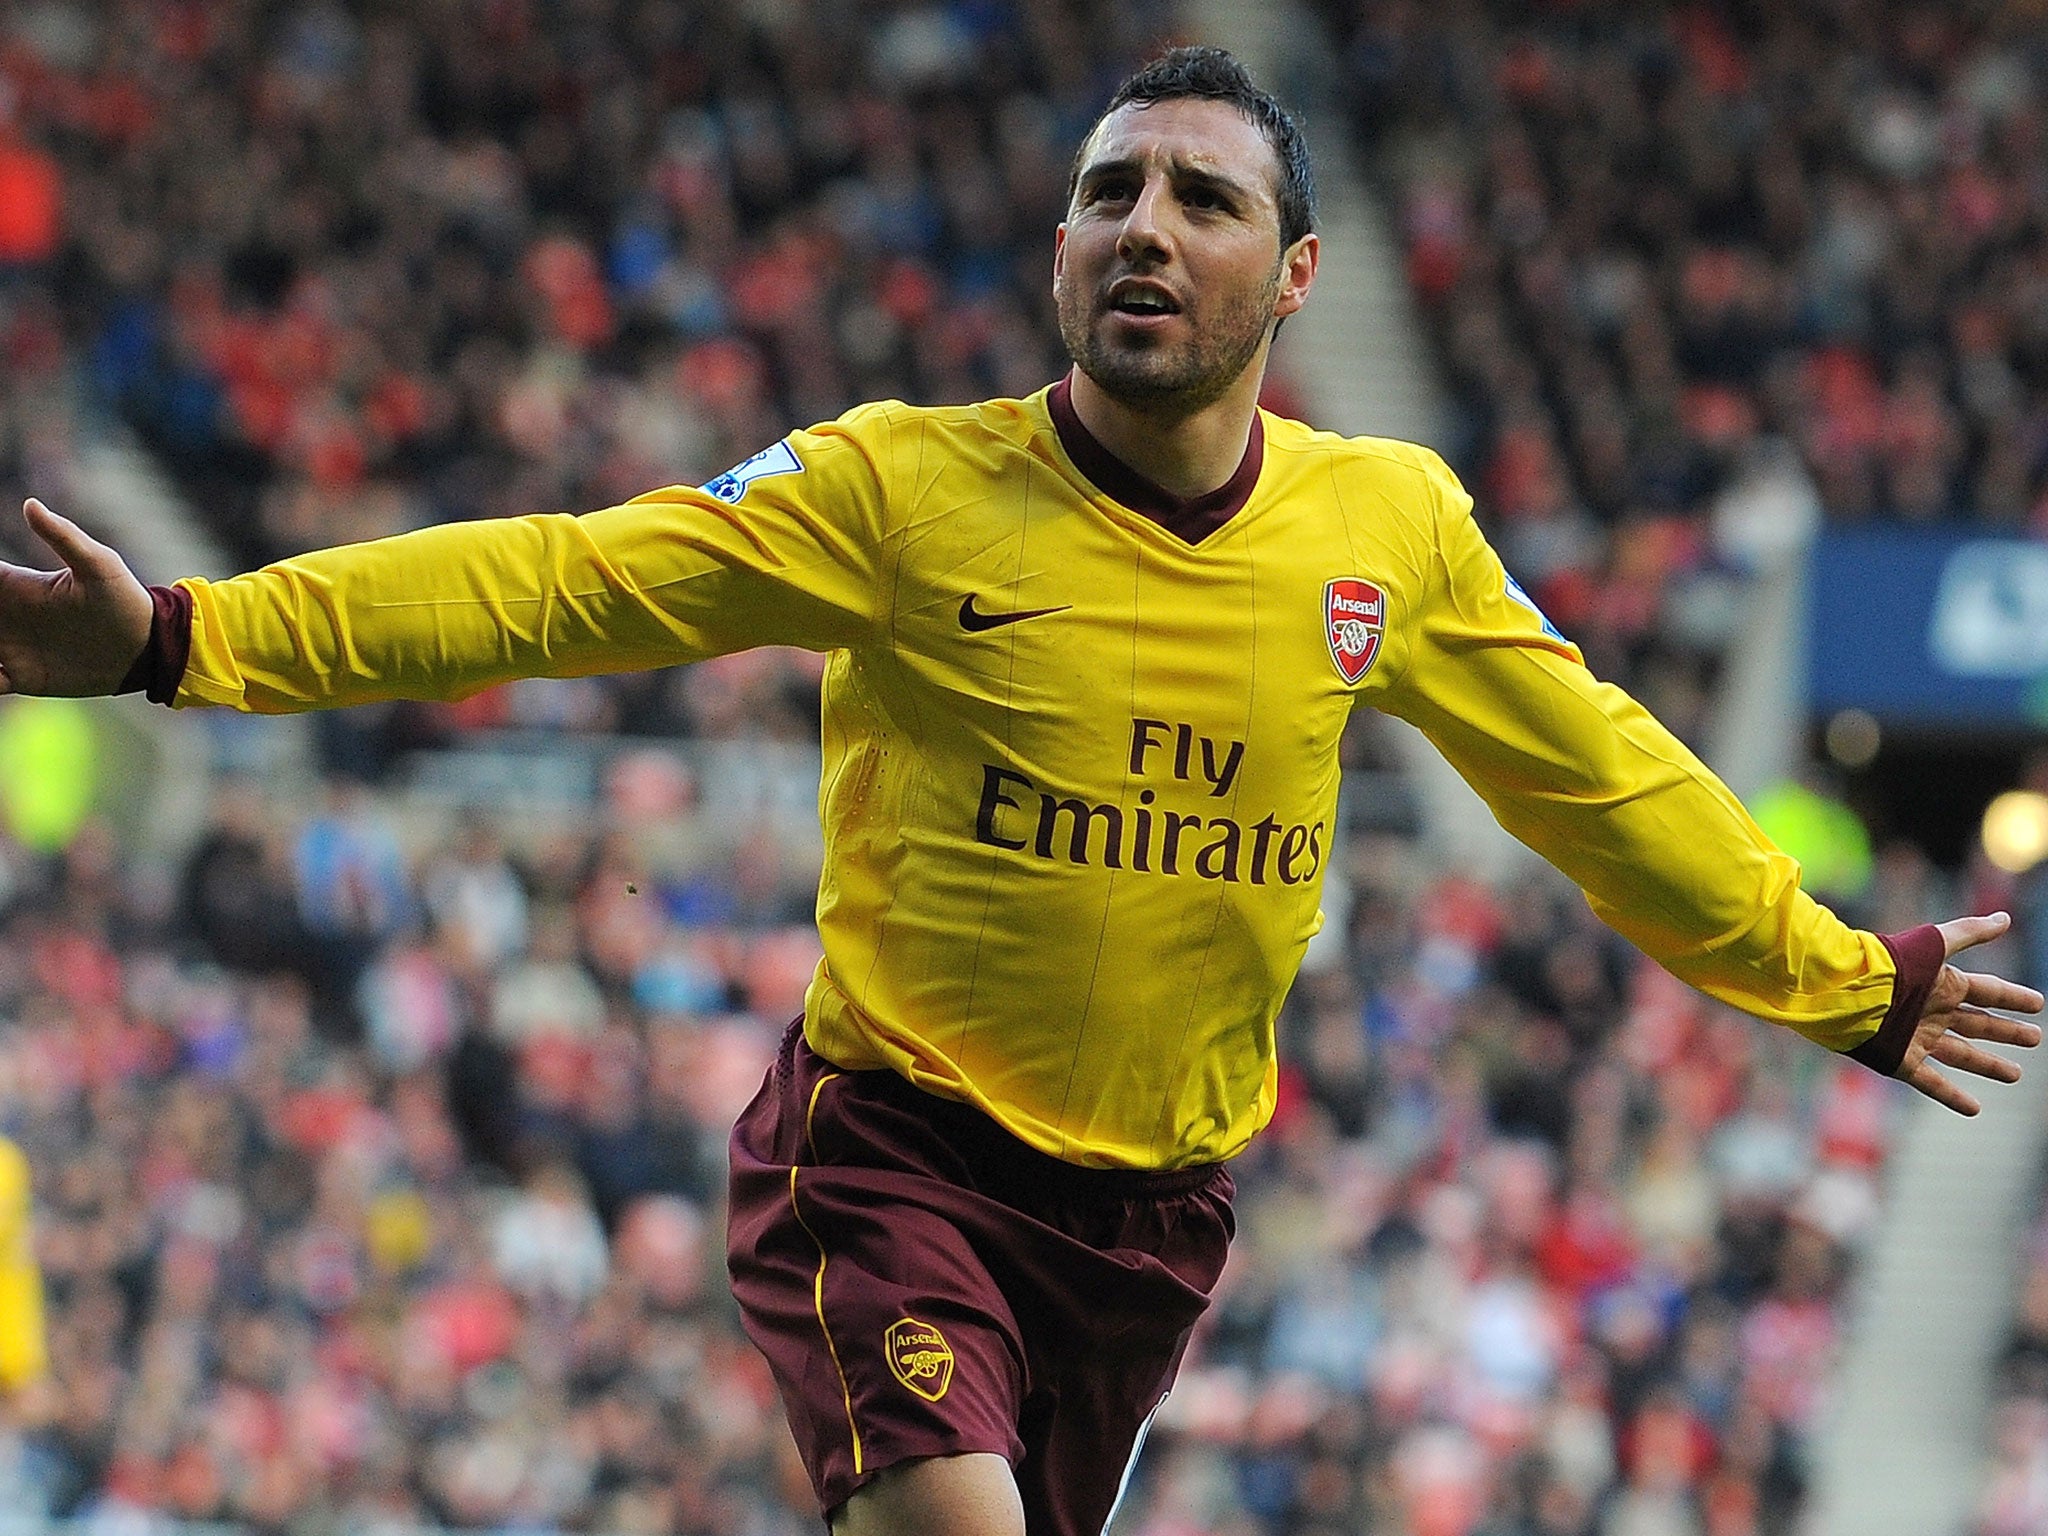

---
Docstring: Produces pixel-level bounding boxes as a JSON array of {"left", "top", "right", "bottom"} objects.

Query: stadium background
[{"left": 1, "top": 1, "right": 2047, "bottom": 1533}]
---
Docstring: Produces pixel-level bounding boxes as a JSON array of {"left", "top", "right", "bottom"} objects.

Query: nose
[{"left": 1115, "top": 175, "right": 1172, "bottom": 265}]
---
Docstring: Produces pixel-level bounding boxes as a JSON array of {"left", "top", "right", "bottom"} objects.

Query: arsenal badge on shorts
[
  {"left": 1325, "top": 577, "right": 1385, "bottom": 684},
  {"left": 885, "top": 1317, "right": 955, "bottom": 1402}
]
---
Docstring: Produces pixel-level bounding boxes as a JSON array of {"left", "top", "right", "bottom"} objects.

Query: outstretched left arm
[
  {"left": 1380, "top": 450, "right": 2042, "bottom": 1110},
  {"left": 1876, "top": 913, "right": 2041, "bottom": 1115}
]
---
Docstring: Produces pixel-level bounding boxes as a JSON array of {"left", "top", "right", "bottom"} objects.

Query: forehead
[{"left": 1076, "top": 97, "right": 1282, "bottom": 206}]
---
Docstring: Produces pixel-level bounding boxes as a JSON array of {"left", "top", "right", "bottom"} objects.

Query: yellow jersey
[{"left": 170, "top": 379, "right": 1894, "bottom": 1167}]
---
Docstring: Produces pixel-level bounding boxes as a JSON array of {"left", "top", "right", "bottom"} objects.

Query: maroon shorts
[{"left": 726, "top": 1021, "right": 1234, "bottom": 1535}]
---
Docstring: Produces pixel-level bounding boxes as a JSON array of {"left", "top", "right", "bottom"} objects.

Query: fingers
[
  {"left": 1927, "top": 1029, "right": 2025, "bottom": 1084},
  {"left": 1945, "top": 1005, "right": 2044, "bottom": 1047},
  {"left": 1955, "top": 969, "right": 2047, "bottom": 1017},
  {"left": 22, "top": 498, "right": 110, "bottom": 577},
  {"left": 1903, "top": 1059, "right": 1981, "bottom": 1116},
  {"left": 1937, "top": 910, "right": 2014, "bottom": 960},
  {"left": 1905, "top": 1016, "right": 2037, "bottom": 1116}
]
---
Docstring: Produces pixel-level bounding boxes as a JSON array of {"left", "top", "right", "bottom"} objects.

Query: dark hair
[{"left": 1067, "top": 45, "right": 1317, "bottom": 250}]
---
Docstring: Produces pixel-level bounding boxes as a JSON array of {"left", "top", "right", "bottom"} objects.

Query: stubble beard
[{"left": 1057, "top": 266, "right": 1281, "bottom": 416}]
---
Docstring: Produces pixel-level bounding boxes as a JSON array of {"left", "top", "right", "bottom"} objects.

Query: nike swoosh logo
[{"left": 958, "top": 595, "right": 1072, "bottom": 632}]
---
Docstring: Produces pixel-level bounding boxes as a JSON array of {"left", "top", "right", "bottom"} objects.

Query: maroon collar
[{"left": 1046, "top": 374, "right": 1263, "bottom": 545}]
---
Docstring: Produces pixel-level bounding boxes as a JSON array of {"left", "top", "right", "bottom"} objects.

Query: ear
[
  {"left": 1273, "top": 232, "right": 1319, "bottom": 322},
  {"left": 1053, "top": 222, "right": 1068, "bottom": 286}
]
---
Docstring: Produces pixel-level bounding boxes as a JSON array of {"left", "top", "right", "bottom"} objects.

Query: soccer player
[{"left": 0, "top": 45, "right": 2037, "bottom": 1536}]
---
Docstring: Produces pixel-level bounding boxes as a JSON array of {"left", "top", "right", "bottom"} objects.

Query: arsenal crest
[
  {"left": 1325, "top": 578, "right": 1385, "bottom": 684},
  {"left": 885, "top": 1318, "right": 955, "bottom": 1402}
]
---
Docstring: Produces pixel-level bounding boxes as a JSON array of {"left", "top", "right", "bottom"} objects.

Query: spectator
[
  {"left": 490, "top": 1159, "right": 609, "bottom": 1310},
  {"left": 1320, "top": 0, "right": 2048, "bottom": 723}
]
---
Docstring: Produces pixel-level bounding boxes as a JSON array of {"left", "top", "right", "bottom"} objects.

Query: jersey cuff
[
  {"left": 1844, "top": 924, "right": 1945, "bottom": 1077},
  {"left": 113, "top": 583, "right": 194, "bottom": 705}
]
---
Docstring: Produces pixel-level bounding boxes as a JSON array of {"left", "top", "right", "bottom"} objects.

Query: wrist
[
  {"left": 113, "top": 584, "right": 193, "bottom": 704},
  {"left": 1845, "top": 924, "right": 1945, "bottom": 1077}
]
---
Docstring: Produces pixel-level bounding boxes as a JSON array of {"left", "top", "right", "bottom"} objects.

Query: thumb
[
  {"left": 23, "top": 498, "right": 113, "bottom": 577},
  {"left": 1938, "top": 910, "right": 2013, "bottom": 960}
]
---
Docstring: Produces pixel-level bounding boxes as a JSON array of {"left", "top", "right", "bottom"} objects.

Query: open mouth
[{"left": 1105, "top": 281, "right": 1182, "bottom": 318}]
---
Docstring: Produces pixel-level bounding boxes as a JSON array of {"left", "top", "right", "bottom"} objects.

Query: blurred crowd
[
  {"left": 1980, "top": 1194, "right": 2048, "bottom": 1535},
  {"left": 0, "top": 762, "right": 825, "bottom": 1534},
  {"left": 3, "top": 0, "right": 1950, "bottom": 755},
  {"left": 0, "top": 0, "right": 2018, "bottom": 1533},
  {"left": 1978, "top": 1021, "right": 2048, "bottom": 1536},
  {"left": 0, "top": 704, "right": 1959, "bottom": 1536},
  {"left": 1319, "top": 0, "right": 2048, "bottom": 733},
  {"left": 0, "top": 0, "right": 1177, "bottom": 754},
  {"left": 0, "top": 0, "right": 1165, "bottom": 563}
]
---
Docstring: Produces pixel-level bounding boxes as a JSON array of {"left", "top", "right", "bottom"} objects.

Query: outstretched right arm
[{"left": 2, "top": 412, "right": 893, "bottom": 711}]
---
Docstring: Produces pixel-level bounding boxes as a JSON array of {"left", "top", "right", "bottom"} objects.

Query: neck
[{"left": 1064, "top": 357, "right": 1269, "bottom": 501}]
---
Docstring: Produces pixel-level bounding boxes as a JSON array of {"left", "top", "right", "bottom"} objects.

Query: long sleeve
[
  {"left": 1378, "top": 454, "right": 1893, "bottom": 1053},
  {"left": 172, "top": 409, "right": 896, "bottom": 713}
]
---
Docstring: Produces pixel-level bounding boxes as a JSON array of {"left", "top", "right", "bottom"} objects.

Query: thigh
[
  {"left": 831, "top": 1453, "right": 1023, "bottom": 1536},
  {"left": 727, "top": 1044, "right": 1028, "bottom": 1516},
  {"left": 1011, "top": 1178, "right": 1234, "bottom": 1536},
  {"left": 1014, "top": 1342, "right": 1182, "bottom": 1536}
]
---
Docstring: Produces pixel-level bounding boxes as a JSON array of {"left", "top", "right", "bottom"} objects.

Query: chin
[
  {"left": 1096, "top": 364, "right": 1233, "bottom": 413},
  {"left": 1085, "top": 348, "right": 1193, "bottom": 396}
]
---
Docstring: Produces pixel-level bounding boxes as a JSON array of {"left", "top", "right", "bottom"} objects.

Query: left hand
[{"left": 1896, "top": 912, "right": 2044, "bottom": 1115}]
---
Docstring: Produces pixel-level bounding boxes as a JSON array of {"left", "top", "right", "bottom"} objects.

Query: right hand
[{"left": 0, "top": 499, "right": 155, "bottom": 698}]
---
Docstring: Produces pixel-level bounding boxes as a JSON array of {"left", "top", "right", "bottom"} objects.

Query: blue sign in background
[{"left": 1807, "top": 528, "right": 2048, "bottom": 728}]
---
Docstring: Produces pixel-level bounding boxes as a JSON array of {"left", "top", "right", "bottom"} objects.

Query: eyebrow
[{"left": 1075, "top": 154, "right": 1262, "bottom": 205}]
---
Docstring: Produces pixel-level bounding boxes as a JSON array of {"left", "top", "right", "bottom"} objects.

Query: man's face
[{"left": 1054, "top": 97, "right": 1313, "bottom": 413}]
